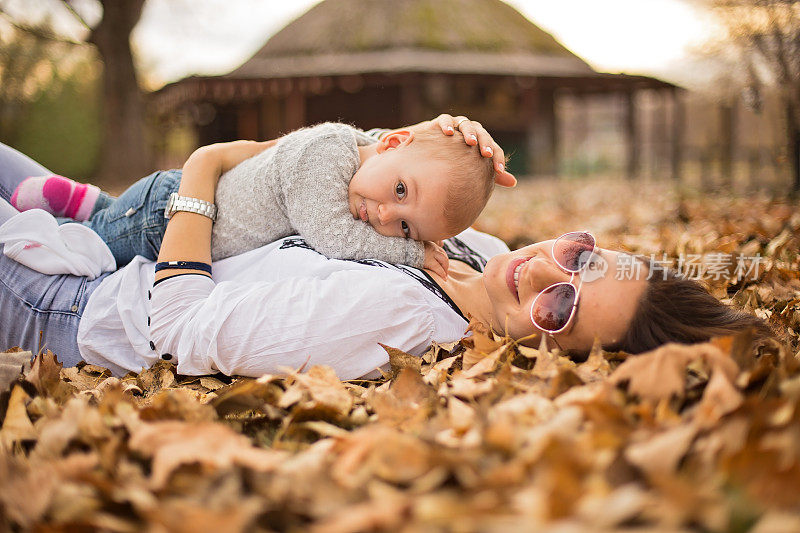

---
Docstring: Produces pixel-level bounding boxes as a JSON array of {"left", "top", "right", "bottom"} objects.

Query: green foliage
[{"left": 13, "top": 61, "right": 101, "bottom": 179}]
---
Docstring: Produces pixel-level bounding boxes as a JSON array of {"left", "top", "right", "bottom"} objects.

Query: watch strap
[{"left": 165, "top": 192, "right": 217, "bottom": 221}]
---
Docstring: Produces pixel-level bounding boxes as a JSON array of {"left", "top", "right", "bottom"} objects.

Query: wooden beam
[
  {"left": 400, "top": 76, "right": 423, "bottom": 125},
  {"left": 236, "top": 103, "right": 259, "bottom": 140},
  {"left": 719, "top": 101, "right": 736, "bottom": 188},
  {"left": 624, "top": 91, "right": 639, "bottom": 180},
  {"left": 285, "top": 89, "right": 306, "bottom": 130},
  {"left": 260, "top": 97, "right": 282, "bottom": 140},
  {"left": 525, "top": 88, "right": 558, "bottom": 177},
  {"left": 671, "top": 90, "right": 684, "bottom": 182}
]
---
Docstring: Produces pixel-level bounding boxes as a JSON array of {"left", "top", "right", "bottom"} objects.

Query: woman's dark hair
[{"left": 607, "top": 257, "right": 776, "bottom": 354}]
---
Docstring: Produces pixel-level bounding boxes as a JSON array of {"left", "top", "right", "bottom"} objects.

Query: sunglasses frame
[{"left": 528, "top": 231, "right": 597, "bottom": 335}]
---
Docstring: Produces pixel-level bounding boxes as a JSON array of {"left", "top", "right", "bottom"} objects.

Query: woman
[{"left": 0, "top": 117, "right": 772, "bottom": 378}]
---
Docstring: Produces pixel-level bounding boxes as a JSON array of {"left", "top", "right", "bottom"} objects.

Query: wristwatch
[{"left": 164, "top": 192, "right": 217, "bottom": 221}]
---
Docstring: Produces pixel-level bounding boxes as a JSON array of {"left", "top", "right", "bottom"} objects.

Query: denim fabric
[
  {"left": 83, "top": 170, "right": 181, "bottom": 267},
  {"left": 92, "top": 190, "right": 116, "bottom": 213},
  {"left": 0, "top": 142, "right": 110, "bottom": 366},
  {"left": 0, "top": 246, "right": 109, "bottom": 366}
]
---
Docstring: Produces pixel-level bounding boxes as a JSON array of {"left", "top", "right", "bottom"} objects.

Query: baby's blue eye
[
  {"left": 401, "top": 221, "right": 410, "bottom": 238},
  {"left": 395, "top": 181, "right": 406, "bottom": 199}
]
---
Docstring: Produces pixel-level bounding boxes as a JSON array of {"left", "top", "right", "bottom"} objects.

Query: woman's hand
[{"left": 415, "top": 114, "right": 516, "bottom": 187}]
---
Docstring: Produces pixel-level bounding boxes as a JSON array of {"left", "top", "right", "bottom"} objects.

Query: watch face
[{"left": 165, "top": 193, "right": 177, "bottom": 218}]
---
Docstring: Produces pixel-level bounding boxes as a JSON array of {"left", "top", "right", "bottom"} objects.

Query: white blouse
[{"left": 77, "top": 228, "right": 509, "bottom": 379}]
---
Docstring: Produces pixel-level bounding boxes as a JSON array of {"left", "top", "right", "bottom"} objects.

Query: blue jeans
[
  {"left": 81, "top": 170, "right": 181, "bottom": 267},
  {"left": 0, "top": 142, "right": 109, "bottom": 366}
]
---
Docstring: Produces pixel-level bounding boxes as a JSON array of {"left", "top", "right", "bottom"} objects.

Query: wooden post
[
  {"left": 260, "top": 97, "right": 283, "bottom": 139},
  {"left": 525, "top": 88, "right": 558, "bottom": 176},
  {"left": 236, "top": 103, "right": 259, "bottom": 140},
  {"left": 624, "top": 91, "right": 640, "bottom": 180},
  {"left": 719, "top": 101, "right": 736, "bottom": 189},
  {"left": 748, "top": 148, "right": 760, "bottom": 188},
  {"left": 671, "top": 89, "right": 684, "bottom": 182},
  {"left": 651, "top": 91, "right": 667, "bottom": 179},
  {"left": 285, "top": 88, "right": 306, "bottom": 130},
  {"left": 400, "top": 75, "right": 423, "bottom": 126}
]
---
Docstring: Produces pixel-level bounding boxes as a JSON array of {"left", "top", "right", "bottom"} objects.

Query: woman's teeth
[{"left": 513, "top": 259, "right": 530, "bottom": 290}]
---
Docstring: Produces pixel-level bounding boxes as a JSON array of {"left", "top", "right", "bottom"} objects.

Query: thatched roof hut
[
  {"left": 152, "top": 0, "right": 678, "bottom": 176},
  {"left": 231, "top": 0, "right": 593, "bottom": 78}
]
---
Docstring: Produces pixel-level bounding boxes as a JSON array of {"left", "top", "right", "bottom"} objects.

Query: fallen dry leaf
[{"left": 129, "top": 420, "right": 286, "bottom": 489}]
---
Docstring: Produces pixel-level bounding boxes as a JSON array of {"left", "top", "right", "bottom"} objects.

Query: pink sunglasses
[{"left": 529, "top": 231, "right": 597, "bottom": 335}]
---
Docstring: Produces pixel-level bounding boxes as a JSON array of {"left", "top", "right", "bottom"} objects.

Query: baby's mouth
[{"left": 359, "top": 200, "right": 369, "bottom": 223}]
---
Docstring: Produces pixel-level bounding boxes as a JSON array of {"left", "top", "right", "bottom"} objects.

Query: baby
[{"left": 10, "top": 122, "right": 495, "bottom": 275}]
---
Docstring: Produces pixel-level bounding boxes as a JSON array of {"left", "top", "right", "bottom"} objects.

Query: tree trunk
[{"left": 89, "top": 0, "right": 149, "bottom": 184}]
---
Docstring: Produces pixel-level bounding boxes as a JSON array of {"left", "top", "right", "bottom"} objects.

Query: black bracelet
[{"left": 155, "top": 261, "right": 212, "bottom": 274}]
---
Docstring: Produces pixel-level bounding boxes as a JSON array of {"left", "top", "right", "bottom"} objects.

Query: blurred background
[{"left": 0, "top": 0, "right": 797, "bottom": 198}]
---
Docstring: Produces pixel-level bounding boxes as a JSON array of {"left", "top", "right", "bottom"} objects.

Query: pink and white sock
[{"left": 11, "top": 174, "right": 101, "bottom": 221}]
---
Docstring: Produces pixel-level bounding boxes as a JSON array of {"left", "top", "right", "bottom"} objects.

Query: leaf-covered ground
[{"left": 1, "top": 178, "right": 799, "bottom": 532}]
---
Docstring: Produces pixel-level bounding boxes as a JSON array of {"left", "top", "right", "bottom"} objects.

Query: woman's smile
[{"left": 506, "top": 256, "right": 532, "bottom": 302}]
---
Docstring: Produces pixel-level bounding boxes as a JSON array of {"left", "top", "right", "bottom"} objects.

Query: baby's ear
[{"left": 377, "top": 129, "right": 414, "bottom": 153}]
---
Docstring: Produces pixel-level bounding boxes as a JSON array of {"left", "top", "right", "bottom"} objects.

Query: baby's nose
[{"left": 377, "top": 204, "right": 394, "bottom": 225}]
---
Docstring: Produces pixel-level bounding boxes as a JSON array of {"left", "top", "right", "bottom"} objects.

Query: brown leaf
[
  {"left": 610, "top": 343, "right": 725, "bottom": 402},
  {"left": 331, "top": 427, "right": 433, "bottom": 487},
  {"left": 0, "top": 349, "right": 32, "bottom": 394},
  {"left": 136, "top": 360, "right": 176, "bottom": 396},
  {"left": 695, "top": 367, "right": 744, "bottom": 428},
  {"left": 139, "top": 388, "right": 218, "bottom": 422},
  {"left": 144, "top": 497, "right": 263, "bottom": 533},
  {"left": 0, "top": 452, "right": 98, "bottom": 528},
  {"left": 199, "top": 375, "right": 228, "bottom": 391},
  {"left": 380, "top": 343, "right": 421, "bottom": 377},
  {"left": 287, "top": 365, "right": 353, "bottom": 420},
  {"left": 311, "top": 485, "right": 409, "bottom": 533},
  {"left": 625, "top": 423, "right": 699, "bottom": 477},
  {"left": 0, "top": 385, "right": 36, "bottom": 447},
  {"left": 210, "top": 375, "right": 282, "bottom": 417},
  {"left": 128, "top": 420, "right": 286, "bottom": 489},
  {"left": 25, "top": 350, "right": 76, "bottom": 403},
  {"left": 370, "top": 368, "right": 436, "bottom": 429}
]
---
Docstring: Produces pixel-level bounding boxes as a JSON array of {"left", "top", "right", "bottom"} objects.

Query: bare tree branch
[
  {"left": 0, "top": 11, "right": 85, "bottom": 46},
  {"left": 60, "top": 0, "right": 92, "bottom": 32}
]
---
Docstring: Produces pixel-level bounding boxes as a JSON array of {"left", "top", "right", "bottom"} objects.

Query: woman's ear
[{"left": 376, "top": 129, "right": 414, "bottom": 153}]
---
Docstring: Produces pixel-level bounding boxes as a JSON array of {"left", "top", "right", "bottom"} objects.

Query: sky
[
  {"left": 5, "top": 0, "right": 724, "bottom": 87},
  {"left": 126, "top": 0, "right": 723, "bottom": 87}
]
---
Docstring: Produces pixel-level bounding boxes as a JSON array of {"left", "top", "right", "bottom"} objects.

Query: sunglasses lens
[
  {"left": 531, "top": 283, "right": 577, "bottom": 332},
  {"left": 553, "top": 231, "right": 596, "bottom": 272}
]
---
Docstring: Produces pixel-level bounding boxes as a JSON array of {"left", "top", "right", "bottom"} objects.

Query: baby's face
[{"left": 348, "top": 148, "right": 454, "bottom": 242}]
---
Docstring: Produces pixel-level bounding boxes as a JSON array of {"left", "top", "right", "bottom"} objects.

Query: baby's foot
[{"left": 11, "top": 174, "right": 100, "bottom": 221}]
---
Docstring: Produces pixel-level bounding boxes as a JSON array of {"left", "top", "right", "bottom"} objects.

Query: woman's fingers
[
  {"left": 494, "top": 168, "right": 517, "bottom": 187},
  {"left": 457, "top": 118, "right": 517, "bottom": 187},
  {"left": 430, "top": 114, "right": 517, "bottom": 187},
  {"left": 482, "top": 139, "right": 516, "bottom": 186},
  {"left": 453, "top": 116, "right": 479, "bottom": 146},
  {"left": 434, "top": 113, "right": 457, "bottom": 136}
]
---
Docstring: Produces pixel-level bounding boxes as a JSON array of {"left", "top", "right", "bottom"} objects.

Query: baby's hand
[{"left": 423, "top": 241, "right": 449, "bottom": 279}]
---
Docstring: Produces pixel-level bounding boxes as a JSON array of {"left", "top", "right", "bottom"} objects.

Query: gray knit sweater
[{"left": 211, "top": 123, "right": 425, "bottom": 266}]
